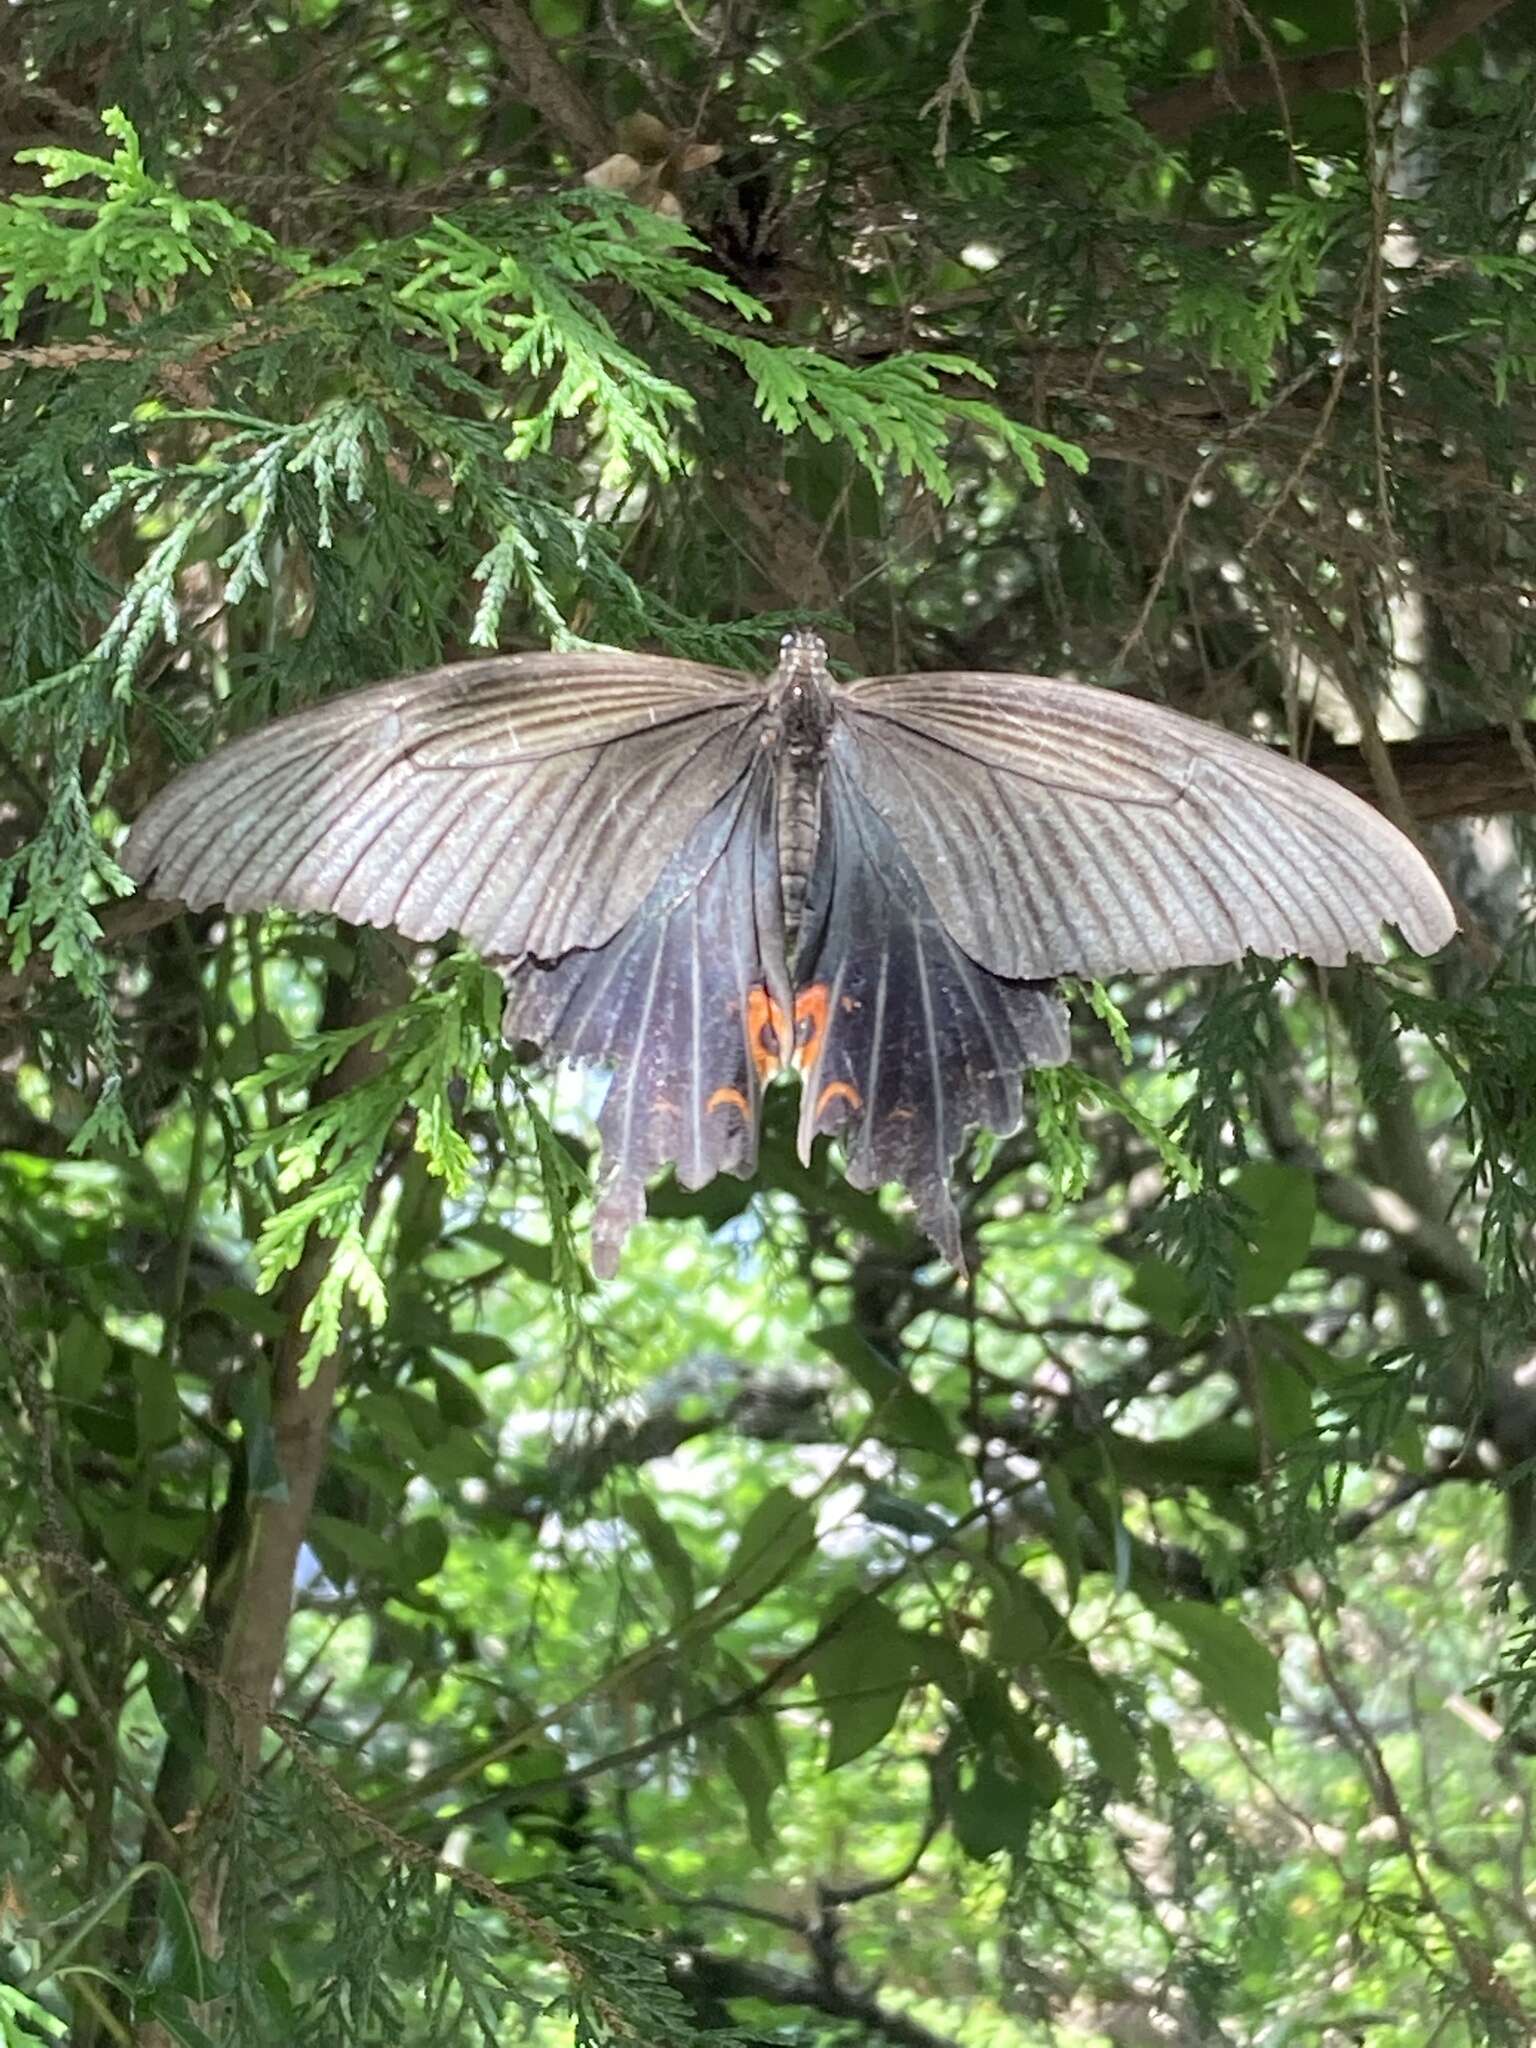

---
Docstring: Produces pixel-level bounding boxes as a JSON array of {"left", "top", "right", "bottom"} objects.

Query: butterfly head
[{"left": 770, "top": 627, "right": 833, "bottom": 733}]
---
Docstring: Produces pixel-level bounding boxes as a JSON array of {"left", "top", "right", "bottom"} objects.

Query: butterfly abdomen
[
  {"left": 776, "top": 746, "right": 823, "bottom": 949},
  {"left": 768, "top": 628, "right": 836, "bottom": 951}
]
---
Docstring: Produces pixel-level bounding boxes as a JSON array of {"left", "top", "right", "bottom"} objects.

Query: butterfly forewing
[
  {"left": 835, "top": 670, "right": 1456, "bottom": 977},
  {"left": 123, "top": 652, "right": 765, "bottom": 961}
]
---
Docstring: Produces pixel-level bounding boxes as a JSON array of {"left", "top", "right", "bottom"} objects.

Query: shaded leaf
[
  {"left": 230, "top": 1371, "right": 287, "bottom": 1501},
  {"left": 308, "top": 1513, "right": 399, "bottom": 1584},
  {"left": 861, "top": 1488, "right": 955, "bottom": 1542},
  {"left": 812, "top": 1323, "right": 956, "bottom": 1456},
  {"left": 142, "top": 1653, "right": 204, "bottom": 1765},
  {"left": 1043, "top": 1464, "right": 1084, "bottom": 1599},
  {"left": 142, "top": 1871, "right": 211, "bottom": 2002},
  {"left": 986, "top": 1565, "right": 1066, "bottom": 1665},
  {"left": 430, "top": 1327, "right": 517, "bottom": 1370},
  {"left": 1232, "top": 1162, "right": 1316, "bottom": 1308},
  {"left": 1104, "top": 1423, "right": 1261, "bottom": 1490},
  {"left": 400, "top": 1517, "right": 449, "bottom": 1583},
  {"left": 136, "top": 2007, "right": 219, "bottom": 2048},
  {"left": 1126, "top": 1253, "right": 1198, "bottom": 1333},
  {"left": 1254, "top": 1350, "right": 1315, "bottom": 1447},
  {"left": 453, "top": 1223, "right": 560, "bottom": 1290},
  {"left": 623, "top": 1492, "right": 697, "bottom": 1624},
  {"left": 912, "top": 1630, "right": 970, "bottom": 1699},
  {"left": 55, "top": 1312, "right": 110, "bottom": 1402},
  {"left": 1040, "top": 1653, "right": 1139, "bottom": 1794},
  {"left": 1155, "top": 1599, "right": 1280, "bottom": 1742},
  {"left": 810, "top": 1596, "right": 914, "bottom": 1769},
  {"left": 950, "top": 1759, "right": 1043, "bottom": 1860},
  {"left": 963, "top": 1668, "right": 1065, "bottom": 1807},
  {"left": 721, "top": 1711, "right": 784, "bottom": 1855},
  {"left": 428, "top": 1362, "right": 487, "bottom": 1430},
  {"left": 132, "top": 1348, "right": 180, "bottom": 1449},
  {"left": 714, "top": 1485, "right": 816, "bottom": 1610}
]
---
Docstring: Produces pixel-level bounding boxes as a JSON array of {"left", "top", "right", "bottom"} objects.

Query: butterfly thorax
[{"left": 769, "top": 630, "right": 835, "bottom": 951}]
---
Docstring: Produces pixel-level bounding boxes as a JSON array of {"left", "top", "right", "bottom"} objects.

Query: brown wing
[
  {"left": 505, "top": 752, "right": 791, "bottom": 1275},
  {"left": 789, "top": 738, "right": 1070, "bottom": 1269},
  {"left": 122, "top": 652, "right": 765, "bottom": 962},
  {"left": 834, "top": 670, "right": 1456, "bottom": 978}
]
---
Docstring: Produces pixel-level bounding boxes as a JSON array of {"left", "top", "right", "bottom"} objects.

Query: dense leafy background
[{"left": 5, "top": 0, "right": 1536, "bottom": 2042}]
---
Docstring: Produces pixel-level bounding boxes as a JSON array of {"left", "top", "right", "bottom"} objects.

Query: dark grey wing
[
  {"left": 834, "top": 670, "right": 1456, "bottom": 978},
  {"left": 122, "top": 652, "right": 765, "bottom": 961},
  {"left": 790, "top": 737, "right": 1069, "bottom": 1269},
  {"left": 506, "top": 754, "right": 790, "bottom": 1276}
]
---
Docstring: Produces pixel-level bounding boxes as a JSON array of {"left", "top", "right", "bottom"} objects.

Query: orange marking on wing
[
  {"left": 707, "top": 1086, "right": 753, "bottom": 1119},
  {"left": 746, "top": 985, "right": 790, "bottom": 1081},
  {"left": 789, "top": 983, "right": 830, "bottom": 1071},
  {"left": 815, "top": 1080, "right": 862, "bottom": 1120}
]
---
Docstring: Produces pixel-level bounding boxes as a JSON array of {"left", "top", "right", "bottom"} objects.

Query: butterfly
[{"left": 123, "top": 629, "right": 1456, "bottom": 1273}]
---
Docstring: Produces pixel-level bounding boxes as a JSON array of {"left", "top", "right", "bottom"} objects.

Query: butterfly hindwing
[
  {"left": 789, "top": 736, "right": 1070, "bottom": 1267},
  {"left": 505, "top": 754, "right": 790, "bottom": 1275}
]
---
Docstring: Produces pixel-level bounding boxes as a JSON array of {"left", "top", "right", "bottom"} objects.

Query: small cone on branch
[{"left": 583, "top": 111, "right": 722, "bottom": 221}]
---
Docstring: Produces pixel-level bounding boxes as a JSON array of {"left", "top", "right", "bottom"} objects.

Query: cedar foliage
[{"left": 4, "top": 2, "right": 1536, "bottom": 2043}]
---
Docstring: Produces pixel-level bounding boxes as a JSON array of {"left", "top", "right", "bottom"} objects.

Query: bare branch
[
  {"left": 465, "top": 0, "right": 611, "bottom": 162},
  {"left": 1135, "top": 0, "right": 1518, "bottom": 141},
  {"left": 1307, "top": 723, "right": 1536, "bottom": 822},
  {"left": 8, "top": 712, "right": 1531, "bottom": 1028},
  {"left": 673, "top": 1946, "right": 967, "bottom": 2048},
  {"left": 489, "top": 1359, "right": 836, "bottom": 1524}
]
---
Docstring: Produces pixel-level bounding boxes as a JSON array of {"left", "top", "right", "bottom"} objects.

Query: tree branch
[
  {"left": 1135, "top": 0, "right": 1518, "bottom": 140},
  {"left": 186, "top": 968, "right": 407, "bottom": 1953},
  {"left": 12, "top": 715, "right": 1530, "bottom": 1032},
  {"left": 464, "top": 0, "right": 610, "bottom": 162},
  {"left": 1305, "top": 723, "right": 1536, "bottom": 822},
  {"left": 488, "top": 1359, "right": 835, "bottom": 1524},
  {"left": 672, "top": 1946, "right": 966, "bottom": 2048}
]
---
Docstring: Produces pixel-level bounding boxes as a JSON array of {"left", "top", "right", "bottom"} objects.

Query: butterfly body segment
[{"left": 123, "top": 628, "right": 1456, "bottom": 1273}]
